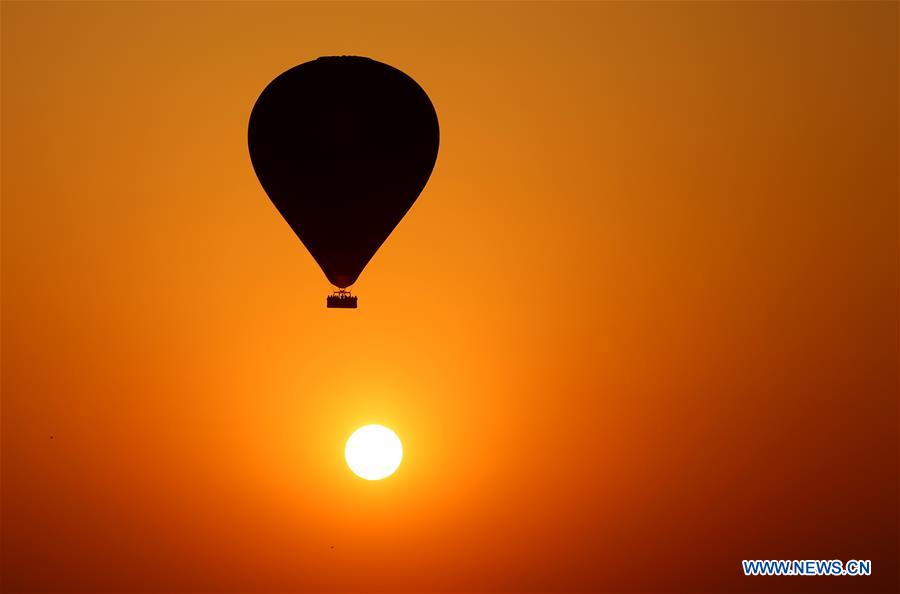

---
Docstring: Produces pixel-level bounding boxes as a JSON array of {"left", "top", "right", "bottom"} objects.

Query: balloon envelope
[{"left": 248, "top": 56, "right": 440, "bottom": 289}]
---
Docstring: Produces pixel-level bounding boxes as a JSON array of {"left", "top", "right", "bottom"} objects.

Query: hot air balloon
[{"left": 248, "top": 56, "right": 440, "bottom": 308}]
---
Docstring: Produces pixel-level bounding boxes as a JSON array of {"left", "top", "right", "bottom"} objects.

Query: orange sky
[{"left": 2, "top": 1, "right": 898, "bottom": 593}]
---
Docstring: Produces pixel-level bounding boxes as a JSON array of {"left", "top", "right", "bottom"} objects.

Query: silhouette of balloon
[{"left": 248, "top": 56, "right": 440, "bottom": 305}]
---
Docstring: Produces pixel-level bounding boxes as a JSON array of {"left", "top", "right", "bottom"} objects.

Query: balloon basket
[{"left": 327, "top": 290, "right": 357, "bottom": 309}]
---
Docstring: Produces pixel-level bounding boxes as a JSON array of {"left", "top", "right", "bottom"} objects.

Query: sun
[{"left": 344, "top": 424, "right": 403, "bottom": 480}]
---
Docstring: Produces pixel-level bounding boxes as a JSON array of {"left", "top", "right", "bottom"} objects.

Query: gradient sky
[{"left": 2, "top": 1, "right": 898, "bottom": 593}]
